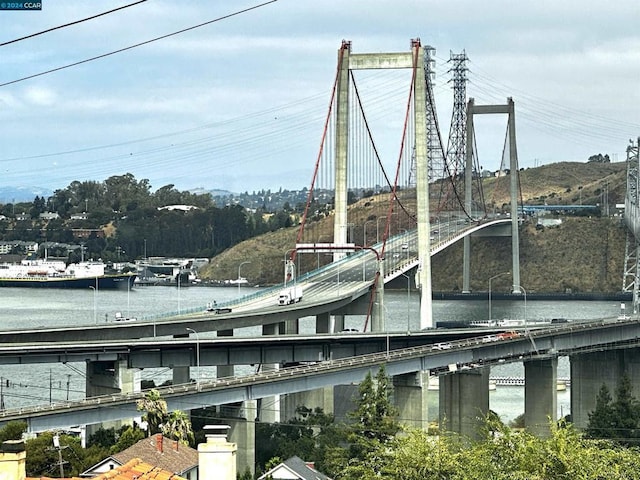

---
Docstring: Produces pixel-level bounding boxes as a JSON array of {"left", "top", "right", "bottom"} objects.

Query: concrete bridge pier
[
  {"left": 282, "top": 316, "right": 335, "bottom": 421},
  {"left": 227, "top": 400, "right": 257, "bottom": 478},
  {"left": 570, "top": 349, "right": 640, "bottom": 429},
  {"left": 316, "top": 312, "right": 331, "bottom": 333},
  {"left": 260, "top": 323, "right": 282, "bottom": 423},
  {"left": 439, "top": 367, "right": 490, "bottom": 440},
  {"left": 524, "top": 357, "right": 557, "bottom": 437},
  {"left": 85, "top": 360, "right": 140, "bottom": 436},
  {"left": 393, "top": 372, "right": 429, "bottom": 430},
  {"left": 172, "top": 366, "right": 190, "bottom": 385}
]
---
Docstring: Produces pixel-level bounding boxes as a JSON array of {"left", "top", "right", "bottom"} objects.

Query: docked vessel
[{"left": 0, "top": 259, "right": 136, "bottom": 289}]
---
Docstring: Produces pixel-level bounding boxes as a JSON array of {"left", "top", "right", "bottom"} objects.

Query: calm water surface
[{"left": 0, "top": 286, "right": 625, "bottom": 423}]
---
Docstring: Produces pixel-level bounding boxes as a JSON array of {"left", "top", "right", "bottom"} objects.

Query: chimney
[
  {"left": 155, "top": 433, "right": 163, "bottom": 453},
  {"left": 305, "top": 461, "right": 315, "bottom": 469},
  {"left": 0, "top": 440, "right": 26, "bottom": 480},
  {"left": 198, "top": 425, "right": 236, "bottom": 480}
]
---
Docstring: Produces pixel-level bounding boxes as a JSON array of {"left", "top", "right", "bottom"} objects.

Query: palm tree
[
  {"left": 136, "top": 389, "right": 168, "bottom": 436},
  {"left": 162, "top": 410, "right": 195, "bottom": 446}
]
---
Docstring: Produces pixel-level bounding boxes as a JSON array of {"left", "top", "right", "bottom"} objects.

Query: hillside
[{"left": 200, "top": 161, "right": 629, "bottom": 293}]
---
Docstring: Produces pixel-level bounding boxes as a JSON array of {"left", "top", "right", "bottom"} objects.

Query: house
[
  {"left": 0, "top": 440, "right": 185, "bottom": 480},
  {"left": 82, "top": 458, "right": 187, "bottom": 480},
  {"left": 80, "top": 435, "right": 198, "bottom": 480},
  {"left": 0, "top": 425, "right": 238, "bottom": 480},
  {"left": 257, "top": 456, "right": 332, "bottom": 480},
  {"left": 39, "top": 212, "right": 60, "bottom": 221}
]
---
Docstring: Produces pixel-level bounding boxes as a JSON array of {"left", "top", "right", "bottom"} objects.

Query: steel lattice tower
[
  {"left": 408, "top": 45, "right": 445, "bottom": 188},
  {"left": 439, "top": 51, "right": 468, "bottom": 211}
]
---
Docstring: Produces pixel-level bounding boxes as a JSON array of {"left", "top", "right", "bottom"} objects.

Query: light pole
[
  {"left": 376, "top": 213, "right": 397, "bottom": 243},
  {"left": 88, "top": 285, "right": 97, "bottom": 324},
  {"left": 488, "top": 271, "right": 510, "bottom": 322},
  {"left": 512, "top": 284, "right": 527, "bottom": 327},
  {"left": 185, "top": 328, "right": 200, "bottom": 390},
  {"left": 238, "top": 261, "right": 251, "bottom": 295}
]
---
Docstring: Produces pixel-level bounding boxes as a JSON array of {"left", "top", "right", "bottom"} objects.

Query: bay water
[{"left": 0, "top": 285, "right": 624, "bottom": 423}]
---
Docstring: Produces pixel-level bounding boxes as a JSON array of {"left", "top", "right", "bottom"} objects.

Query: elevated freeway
[{"left": 1, "top": 315, "right": 638, "bottom": 432}]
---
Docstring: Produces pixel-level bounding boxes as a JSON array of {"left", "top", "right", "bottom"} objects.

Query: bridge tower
[
  {"left": 462, "top": 98, "right": 522, "bottom": 293},
  {"left": 334, "top": 39, "right": 434, "bottom": 329}
]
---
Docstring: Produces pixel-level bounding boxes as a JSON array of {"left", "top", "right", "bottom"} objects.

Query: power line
[
  {"left": 0, "top": 0, "right": 279, "bottom": 88},
  {"left": 0, "top": 0, "right": 148, "bottom": 47}
]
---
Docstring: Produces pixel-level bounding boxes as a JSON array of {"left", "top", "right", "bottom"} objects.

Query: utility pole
[{"left": 51, "top": 434, "right": 68, "bottom": 478}]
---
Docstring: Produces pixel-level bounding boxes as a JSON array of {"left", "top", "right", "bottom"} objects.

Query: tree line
[{"left": 0, "top": 174, "right": 301, "bottom": 263}]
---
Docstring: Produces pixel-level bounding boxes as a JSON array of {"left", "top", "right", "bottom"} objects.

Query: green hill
[{"left": 200, "top": 161, "right": 629, "bottom": 294}]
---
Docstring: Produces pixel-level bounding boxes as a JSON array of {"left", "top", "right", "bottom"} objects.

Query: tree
[
  {"left": 0, "top": 421, "right": 26, "bottom": 442},
  {"left": 587, "top": 384, "right": 616, "bottom": 438},
  {"left": 325, "top": 366, "right": 400, "bottom": 479},
  {"left": 136, "top": 389, "right": 194, "bottom": 446},
  {"left": 255, "top": 406, "right": 340, "bottom": 473},
  {"left": 136, "top": 389, "right": 168, "bottom": 436},
  {"left": 25, "top": 431, "right": 86, "bottom": 478},
  {"left": 162, "top": 410, "right": 194, "bottom": 446},
  {"left": 612, "top": 374, "right": 640, "bottom": 443},
  {"left": 110, "top": 425, "right": 146, "bottom": 454},
  {"left": 586, "top": 375, "right": 640, "bottom": 444}
]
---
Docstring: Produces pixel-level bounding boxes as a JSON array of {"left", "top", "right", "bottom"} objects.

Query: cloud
[{"left": 22, "top": 85, "right": 58, "bottom": 106}]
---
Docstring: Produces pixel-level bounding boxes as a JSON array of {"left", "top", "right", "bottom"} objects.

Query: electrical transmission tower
[
  {"left": 437, "top": 50, "right": 469, "bottom": 212},
  {"left": 409, "top": 45, "right": 446, "bottom": 189}
]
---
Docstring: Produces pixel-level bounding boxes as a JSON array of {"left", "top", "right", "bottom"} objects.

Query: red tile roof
[{"left": 28, "top": 458, "right": 186, "bottom": 480}]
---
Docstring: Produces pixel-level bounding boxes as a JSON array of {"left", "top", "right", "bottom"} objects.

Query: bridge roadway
[
  {"left": 0, "top": 219, "right": 511, "bottom": 344},
  {"left": 2, "top": 315, "right": 639, "bottom": 431}
]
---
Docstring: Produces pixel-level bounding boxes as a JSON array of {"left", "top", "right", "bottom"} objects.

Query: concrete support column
[
  {"left": 332, "top": 315, "right": 345, "bottom": 333},
  {"left": 260, "top": 324, "right": 281, "bottom": 423},
  {"left": 284, "top": 319, "right": 299, "bottom": 334},
  {"left": 524, "top": 357, "right": 557, "bottom": 437},
  {"left": 282, "top": 388, "right": 334, "bottom": 421},
  {"left": 227, "top": 401, "right": 256, "bottom": 478},
  {"left": 316, "top": 312, "right": 331, "bottom": 333},
  {"left": 172, "top": 366, "right": 190, "bottom": 386},
  {"left": 86, "top": 360, "right": 139, "bottom": 436},
  {"left": 394, "top": 372, "right": 429, "bottom": 430},
  {"left": 570, "top": 349, "right": 640, "bottom": 429},
  {"left": 217, "top": 329, "right": 234, "bottom": 379},
  {"left": 439, "top": 367, "right": 489, "bottom": 440},
  {"left": 280, "top": 314, "right": 335, "bottom": 421}
]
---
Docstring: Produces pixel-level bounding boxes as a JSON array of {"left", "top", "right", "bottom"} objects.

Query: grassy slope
[{"left": 201, "top": 162, "right": 629, "bottom": 293}]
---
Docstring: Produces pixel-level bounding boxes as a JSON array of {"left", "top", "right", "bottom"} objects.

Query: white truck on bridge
[{"left": 278, "top": 285, "right": 303, "bottom": 305}]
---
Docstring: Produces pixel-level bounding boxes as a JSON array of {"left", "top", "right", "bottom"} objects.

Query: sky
[{"left": 0, "top": 0, "right": 638, "bottom": 196}]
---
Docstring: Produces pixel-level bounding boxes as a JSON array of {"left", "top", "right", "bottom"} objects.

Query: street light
[
  {"left": 376, "top": 213, "right": 397, "bottom": 242},
  {"left": 488, "top": 271, "right": 510, "bottom": 322},
  {"left": 185, "top": 328, "right": 200, "bottom": 389},
  {"left": 512, "top": 284, "right": 527, "bottom": 327},
  {"left": 238, "top": 261, "right": 251, "bottom": 295}
]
